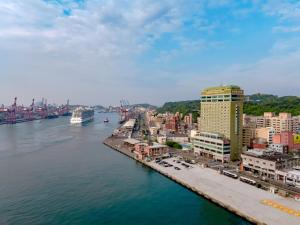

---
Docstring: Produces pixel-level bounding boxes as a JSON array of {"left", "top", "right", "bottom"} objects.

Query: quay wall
[{"left": 103, "top": 137, "right": 265, "bottom": 225}]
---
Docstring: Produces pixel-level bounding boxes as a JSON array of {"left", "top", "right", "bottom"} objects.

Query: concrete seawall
[
  {"left": 103, "top": 138, "right": 261, "bottom": 224},
  {"left": 103, "top": 137, "right": 300, "bottom": 225}
]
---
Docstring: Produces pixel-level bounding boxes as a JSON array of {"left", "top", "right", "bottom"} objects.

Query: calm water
[{"left": 0, "top": 113, "right": 250, "bottom": 225}]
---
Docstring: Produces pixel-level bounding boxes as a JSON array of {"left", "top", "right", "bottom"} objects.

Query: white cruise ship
[{"left": 70, "top": 107, "right": 94, "bottom": 124}]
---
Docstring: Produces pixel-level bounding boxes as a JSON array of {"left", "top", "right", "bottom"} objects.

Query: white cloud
[
  {"left": 0, "top": 1, "right": 176, "bottom": 54},
  {"left": 262, "top": 0, "right": 300, "bottom": 21},
  {"left": 1, "top": 0, "right": 300, "bottom": 105},
  {"left": 0, "top": 0, "right": 204, "bottom": 105}
]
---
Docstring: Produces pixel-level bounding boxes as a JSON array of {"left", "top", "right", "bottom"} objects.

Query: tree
[{"left": 166, "top": 141, "right": 182, "bottom": 149}]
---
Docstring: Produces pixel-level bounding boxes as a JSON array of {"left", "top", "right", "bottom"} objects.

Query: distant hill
[
  {"left": 157, "top": 94, "right": 300, "bottom": 117},
  {"left": 157, "top": 100, "right": 200, "bottom": 122},
  {"left": 94, "top": 105, "right": 106, "bottom": 110},
  {"left": 245, "top": 94, "right": 300, "bottom": 116},
  {"left": 132, "top": 103, "right": 157, "bottom": 109},
  {"left": 157, "top": 100, "right": 199, "bottom": 114}
]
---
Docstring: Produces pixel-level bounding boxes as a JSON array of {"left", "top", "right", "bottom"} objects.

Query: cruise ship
[{"left": 70, "top": 107, "right": 94, "bottom": 124}]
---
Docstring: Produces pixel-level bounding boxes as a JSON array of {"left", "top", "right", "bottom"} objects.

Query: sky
[{"left": 1, "top": 0, "right": 300, "bottom": 106}]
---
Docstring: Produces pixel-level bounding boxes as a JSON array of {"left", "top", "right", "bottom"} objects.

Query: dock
[{"left": 103, "top": 137, "right": 300, "bottom": 225}]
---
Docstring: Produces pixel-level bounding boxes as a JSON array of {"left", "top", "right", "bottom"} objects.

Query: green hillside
[
  {"left": 244, "top": 95, "right": 300, "bottom": 116},
  {"left": 157, "top": 94, "right": 300, "bottom": 118}
]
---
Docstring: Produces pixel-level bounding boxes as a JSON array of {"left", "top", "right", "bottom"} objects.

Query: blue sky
[{"left": 1, "top": 0, "right": 300, "bottom": 106}]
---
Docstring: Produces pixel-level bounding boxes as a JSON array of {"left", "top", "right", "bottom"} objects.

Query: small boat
[{"left": 104, "top": 118, "right": 109, "bottom": 123}]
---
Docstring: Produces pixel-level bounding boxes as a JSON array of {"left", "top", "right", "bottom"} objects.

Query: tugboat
[{"left": 104, "top": 118, "right": 109, "bottom": 123}]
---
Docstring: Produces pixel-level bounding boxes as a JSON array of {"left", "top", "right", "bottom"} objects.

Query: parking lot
[{"left": 155, "top": 157, "right": 196, "bottom": 171}]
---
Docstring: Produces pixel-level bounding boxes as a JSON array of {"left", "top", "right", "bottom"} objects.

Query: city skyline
[{"left": 1, "top": 0, "right": 300, "bottom": 106}]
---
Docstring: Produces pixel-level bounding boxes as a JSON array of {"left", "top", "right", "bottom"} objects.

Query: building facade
[
  {"left": 165, "top": 114, "right": 180, "bottom": 132},
  {"left": 241, "top": 150, "right": 300, "bottom": 179},
  {"left": 183, "top": 113, "right": 193, "bottom": 126},
  {"left": 268, "top": 144, "right": 289, "bottom": 154},
  {"left": 134, "top": 143, "right": 169, "bottom": 160},
  {"left": 199, "top": 85, "right": 244, "bottom": 160},
  {"left": 272, "top": 132, "right": 300, "bottom": 152},
  {"left": 193, "top": 132, "right": 231, "bottom": 162},
  {"left": 255, "top": 127, "right": 276, "bottom": 144},
  {"left": 244, "top": 112, "right": 299, "bottom": 134},
  {"left": 243, "top": 126, "right": 255, "bottom": 148}
]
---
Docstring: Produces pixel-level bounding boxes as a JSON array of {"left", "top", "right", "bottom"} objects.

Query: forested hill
[
  {"left": 157, "top": 94, "right": 300, "bottom": 117},
  {"left": 244, "top": 94, "right": 300, "bottom": 116}
]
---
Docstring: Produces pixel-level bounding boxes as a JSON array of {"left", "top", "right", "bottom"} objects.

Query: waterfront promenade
[{"left": 104, "top": 137, "right": 300, "bottom": 225}]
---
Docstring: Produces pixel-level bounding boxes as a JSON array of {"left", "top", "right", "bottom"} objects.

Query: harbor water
[{"left": 0, "top": 113, "right": 251, "bottom": 225}]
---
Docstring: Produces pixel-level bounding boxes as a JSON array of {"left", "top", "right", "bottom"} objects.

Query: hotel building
[{"left": 199, "top": 85, "right": 244, "bottom": 160}]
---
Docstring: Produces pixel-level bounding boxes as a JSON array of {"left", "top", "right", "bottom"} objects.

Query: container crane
[{"left": 6, "top": 97, "right": 17, "bottom": 124}]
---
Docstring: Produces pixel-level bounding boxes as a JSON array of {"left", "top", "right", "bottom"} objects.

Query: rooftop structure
[
  {"left": 243, "top": 149, "right": 291, "bottom": 161},
  {"left": 241, "top": 150, "right": 300, "bottom": 179},
  {"left": 123, "top": 138, "right": 141, "bottom": 146},
  {"left": 201, "top": 85, "right": 243, "bottom": 96}
]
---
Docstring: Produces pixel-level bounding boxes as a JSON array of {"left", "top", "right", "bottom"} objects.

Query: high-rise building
[
  {"left": 199, "top": 85, "right": 244, "bottom": 160},
  {"left": 271, "top": 113, "right": 293, "bottom": 134}
]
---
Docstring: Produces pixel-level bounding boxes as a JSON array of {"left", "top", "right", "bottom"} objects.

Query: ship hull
[{"left": 70, "top": 116, "right": 94, "bottom": 124}]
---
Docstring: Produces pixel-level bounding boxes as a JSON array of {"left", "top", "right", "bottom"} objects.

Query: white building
[
  {"left": 286, "top": 169, "right": 300, "bottom": 188},
  {"left": 275, "top": 167, "right": 300, "bottom": 188},
  {"left": 193, "top": 132, "right": 231, "bottom": 163},
  {"left": 268, "top": 144, "right": 288, "bottom": 154}
]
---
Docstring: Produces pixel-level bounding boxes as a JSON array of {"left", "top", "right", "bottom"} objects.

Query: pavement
[{"left": 148, "top": 157, "right": 300, "bottom": 225}]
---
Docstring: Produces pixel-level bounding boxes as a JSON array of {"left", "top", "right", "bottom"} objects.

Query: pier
[
  {"left": 103, "top": 136, "right": 300, "bottom": 225},
  {"left": 0, "top": 98, "right": 71, "bottom": 125}
]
